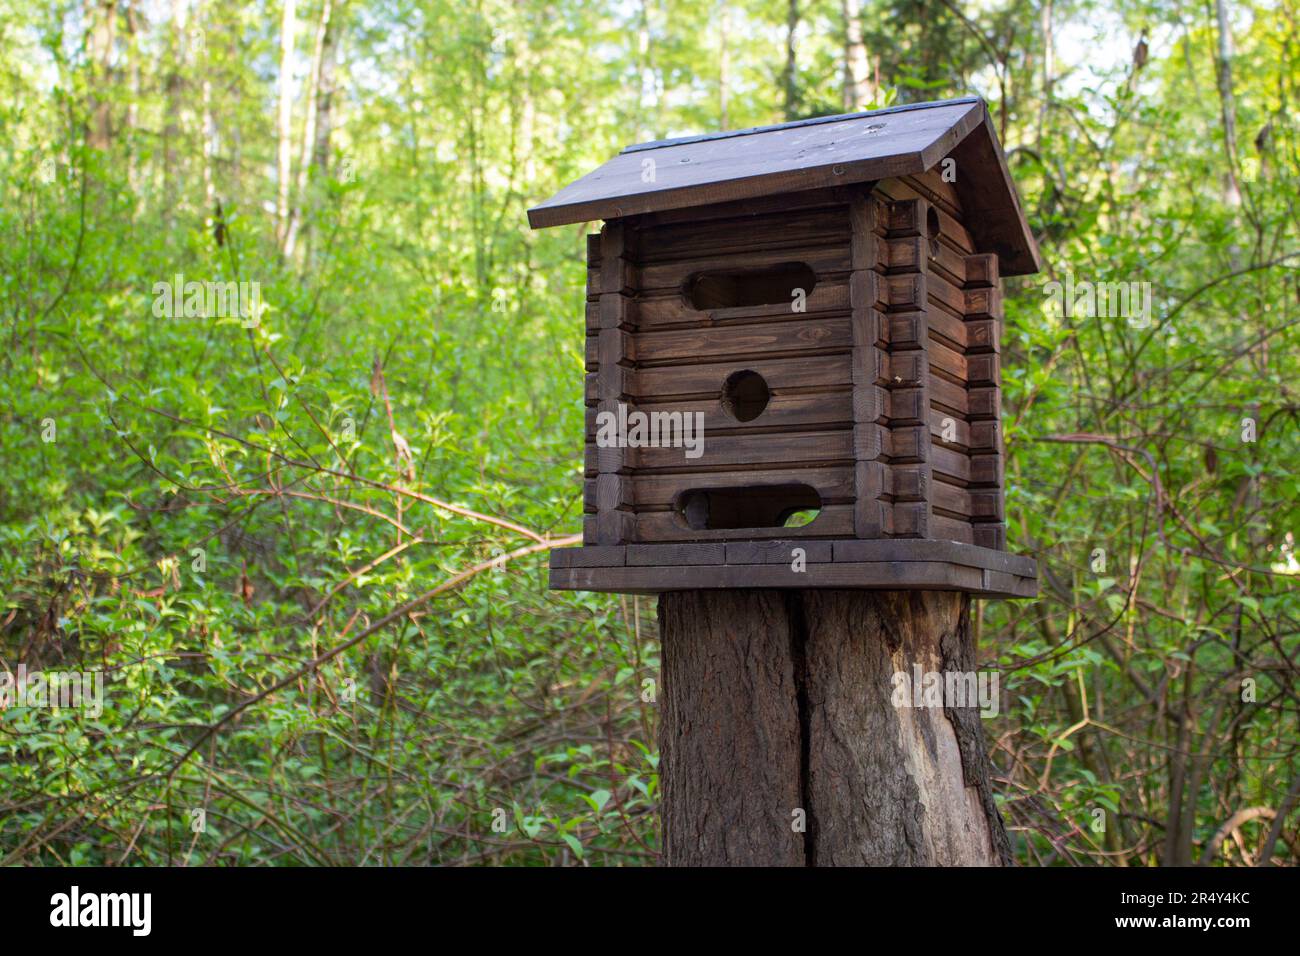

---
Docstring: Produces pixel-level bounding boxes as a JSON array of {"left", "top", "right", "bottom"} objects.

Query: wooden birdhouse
[{"left": 529, "top": 97, "right": 1040, "bottom": 597}]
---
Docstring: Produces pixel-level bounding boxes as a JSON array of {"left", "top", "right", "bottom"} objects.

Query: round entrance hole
[
  {"left": 721, "top": 369, "right": 770, "bottom": 422},
  {"left": 926, "top": 207, "right": 941, "bottom": 257},
  {"left": 926, "top": 206, "right": 941, "bottom": 240}
]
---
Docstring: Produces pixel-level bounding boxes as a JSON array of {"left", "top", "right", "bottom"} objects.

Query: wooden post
[
  {"left": 658, "top": 589, "right": 1012, "bottom": 866},
  {"left": 534, "top": 100, "right": 1043, "bottom": 867}
]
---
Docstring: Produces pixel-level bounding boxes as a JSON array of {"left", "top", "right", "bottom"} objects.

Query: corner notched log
[{"left": 658, "top": 589, "right": 1011, "bottom": 866}]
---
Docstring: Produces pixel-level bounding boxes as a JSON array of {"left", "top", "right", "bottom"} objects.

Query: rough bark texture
[
  {"left": 659, "top": 590, "right": 805, "bottom": 865},
  {"left": 658, "top": 589, "right": 1011, "bottom": 866},
  {"left": 841, "top": 0, "right": 871, "bottom": 111}
]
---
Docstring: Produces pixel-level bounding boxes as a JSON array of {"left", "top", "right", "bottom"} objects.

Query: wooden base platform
[{"left": 550, "top": 539, "right": 1037, "bottom": 598}]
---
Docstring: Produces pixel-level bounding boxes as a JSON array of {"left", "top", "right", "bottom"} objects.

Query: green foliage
[{"left": 0, "top": 0, "right": 1296, "bottom": 866}]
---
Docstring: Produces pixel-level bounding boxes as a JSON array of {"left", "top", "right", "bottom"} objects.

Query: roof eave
[
  {"left": 528, "top": 98, "right": 1041, "bottom": 277},
  {"left": 527, "top": 150, "right": 931, "bottom": 230},
  {"left": 941, "top": 105, "right": 1041, "bottom": 276}
]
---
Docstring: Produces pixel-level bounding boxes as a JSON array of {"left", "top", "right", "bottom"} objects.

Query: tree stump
[{"left": 658, "top": 589, "right": 1011, "bottom": 866}]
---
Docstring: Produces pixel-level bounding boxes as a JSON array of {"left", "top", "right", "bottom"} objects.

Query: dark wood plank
[
  {"left": 528, "top": 99, "right": 985, "bottom": 228},
  {"left": 928, "top": 374, "right": 969, "bottom": 416},
  {"left": 633, "top": 353, "right": 852, "bottom": 399},
  {"left": 549, "top": 558, "right": 1036, "bottom": 597},
  {"left": 586, "top": 391, "right": 853, "bottom": 439},
  {"left": 930, "top": 442, "right": 972, "bottom": 484},
  {"left": 889, "top": 464, "right": 928, "bottom": 501},
  {"left": 981, "top": 566, "right": 1034, "bottom": 596},
  {"left": 964, "top": 252, "right": 998, "bottom": 287},
  {"left": 626, "top": 543, "right": 726, "bottom": 566},
  {"left": 635, "top": 278, "right": 850, "bottom": 330},
  {"left": 929, "top": 407, "right": 972, "bottom": 450},
  {"left": 637, "top": 245, "right": 851, "bottom": 293},
  {"left": 928, "top": 337, "right": 968, "bottom": 383},
  {"left": 630, "top": 187, "right": 854, "bottom": 228},
  {"left": 974, "top": 524, "right": 1007, "bottom": 550},
  {"left": 637, "top": 207, "right": 849, "bottom": 262},
  {"left": 550, "top": 546, "right": 627, "bottom": 569},
  {"left": 632, "top": 465, "right": 855, "bottom": 506},
  {"left": 927, "top": 267, "right": 968, "bottom": 318},
  {"left": 849, "top": 191, "right": 887, "bottom": 540},
  {"left": 903, "top": 170, "right": 962, "bottom": 219},
  {"left": 830, "top": 538, "right": 1036, "bottom": 576},
  {"left": 960, "top": 243, "right": 1007, "bottom": 550},
  {"left": 925, "top": 306, "right": 969, "bottom": 351},
  {"left": 967, "top": 386, "right": 1000, "bottom": 420},
  {"left": 929, "top": 511, "right": 975, "bottom": 544},
  {"left": 874, "top": 179, "right": 977, "bottom": 254},
  {"left": 878, "top": 190, "right": 935, "bottom": 542},
  {"left": 594, "top": 221, "right": 636, "bottom": 545},
  {"left": 946, "top": 111, "right": 1042, "bottom": 275},
  {"left": 725, "top": 540, "right": 834, "bottom": 564},
  {"left": 633, "top": 503, "right": 855, "bottom": 541},
  {"left": 635, "top": 316, "right": 852, "bottom": 364},
  {"left": 631, "top": 429, "right": 854, "bottom": 471}
]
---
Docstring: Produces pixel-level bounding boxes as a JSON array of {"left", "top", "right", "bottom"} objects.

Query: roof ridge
[{"left": 620, "top": 96, "right": 985, "bottom": 155}]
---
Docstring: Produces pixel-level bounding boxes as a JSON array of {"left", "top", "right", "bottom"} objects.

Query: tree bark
[
  {"left": 283, "top": 0, "right": 334, "bottom": 257},
  {"left": 718, "top": 1, "right": 731, "bottom": 131},
  {"left": 124, "top": 1, "right": 140, "bottom": 191},
  {"left": 1213, "top": 0, "right": 1242, "bottom": 208},
  {"left": 781, "top": 0, "right": 800, "bottom": 121},
  {"left": 198, "top": 1, "right": 215, "bottom": 213},
  {"left": 87, "top": 0, "right": 118, "bottom": 152},
  {"left": 635, "top": 0, "right": 658, "bottom": 141},
  {"left": 659, "top": 589, "right": 1011, "bottom": 866},
  {"left": 841, "top": 0, "right": 871, "bottom": 111},
  {"left": 313, "top": 9, "right": 339, "bottom": 178},
  {"left": 275, "top": 0, "right": 299, "bottom": 246},
  {"left": 162, "top": 0, "right": 185, "bottom": 226}
]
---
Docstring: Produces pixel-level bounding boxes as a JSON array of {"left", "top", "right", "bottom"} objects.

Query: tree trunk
[
  {"left": 718, "top": 1, "right": 730, "bottom": 131},
  {"left": 87, "top": 0, "right": 118, "bottom": 152},
  {"left": 841, "top": 0, "right": 871, "bottom": 111},
  {"left": 313, "top": 9, "right": 339, "bottom": 178},
  {"left": 162, "top": 0, "right": 185, "bottom": 226},
  {"left": 781, "top": 0, "right": 800, "bottom": 121},
  {"left": 635, "top": 0, "right": 657, "bottom": 141},
  {"left": 124, "top": 1, "right": 139, "bottom": 191},
  {"left": 283, "top": 0, "right": 334, "bottom": 258},
  {"left": 1213, "top": 0, "right": 1242, "bottom": 209},
  {"left": 275, "top": 0, "right": 299, "bottom": 246},
  {"left": 659, "top": 589, "right": 1011, "bottom": 866},
  {"left": 198, "top": 1, "right": 215, "bottom": 213}
]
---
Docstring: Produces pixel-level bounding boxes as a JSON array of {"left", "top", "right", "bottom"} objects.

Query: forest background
[{"left": 0, "top": 0, "right": 1297, "bottom": 866}]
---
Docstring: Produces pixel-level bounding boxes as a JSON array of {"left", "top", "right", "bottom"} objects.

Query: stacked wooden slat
[
  {"left": 876, "top": 196, "right": 935, "bottom": 540},
  {"left": 585, "top": 189, "right": 858, "bottom": 545},
  {"left": 580, "top": 173, "right": 1008, "bottom": 551},
  {"left": 964, "top": 252, "right": 1006, "bottom": 549},
  {"left": 874, "top": 170, "right": 1007, "bottom": 550},
  {"left": 587, "top": 222, "right": 636, "bottom": 545},
  {"left": 550, "top": 538, "right": 1036, "bottom": 597}
]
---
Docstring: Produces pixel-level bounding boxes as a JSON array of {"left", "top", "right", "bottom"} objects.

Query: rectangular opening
[
  {"left": 685, "top": 263, "right": 817, "bottom": 310},
  {"left": 676, "top": 484, "right": 822, "bottom": 530}
]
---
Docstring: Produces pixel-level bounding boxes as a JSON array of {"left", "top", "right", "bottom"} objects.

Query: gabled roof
[{"left": 528, "top": 97, "right": 1040, "bottom": 275}]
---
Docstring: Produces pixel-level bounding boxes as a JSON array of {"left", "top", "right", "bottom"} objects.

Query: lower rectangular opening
[{"left": 675, "top": 483, "right": 822, "bottom": 530}]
